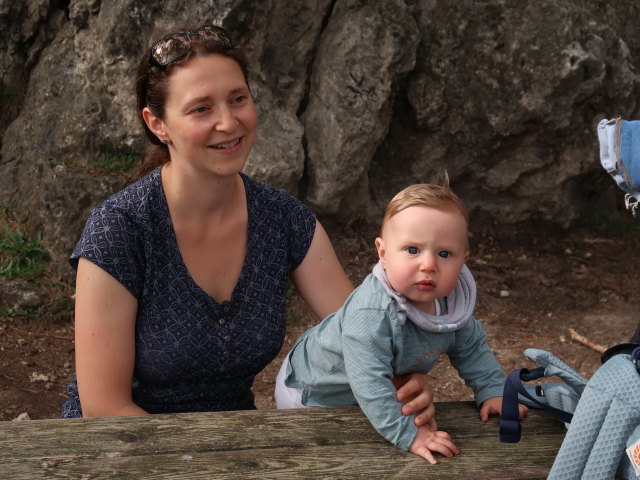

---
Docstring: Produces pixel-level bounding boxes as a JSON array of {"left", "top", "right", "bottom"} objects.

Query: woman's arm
[
  {"left": 289, "top": 220, "right": 354, "bottom": 319},
  {"left": 74, "top": 258, "right": 147, "bottom": 417},
  {"left": 290, "top": 220, "right": 435, "bottom": 425}
]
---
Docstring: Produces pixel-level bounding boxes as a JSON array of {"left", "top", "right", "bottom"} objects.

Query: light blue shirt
[{"left": 284, "top": 273, "right": 505, "bottom": 451}]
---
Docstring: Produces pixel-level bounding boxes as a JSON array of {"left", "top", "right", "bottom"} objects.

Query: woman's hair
[
  {"left": 379, "top": 172, "right": 468, "bottom": 237},
  {"left": 131, "top": 24, "right": 249, "bottom": 181}
]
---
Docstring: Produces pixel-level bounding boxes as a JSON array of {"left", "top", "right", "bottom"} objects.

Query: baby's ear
[
  {"left": 375, "top": 237, "right": 385, "bottom": 262},
  {"left": 464, "top": 250, "right": 470, "bottom": 262}
]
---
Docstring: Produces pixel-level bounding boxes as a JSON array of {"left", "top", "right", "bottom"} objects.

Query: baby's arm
[
  {"left": 409, "top": 425, "right": 459, "bottom": 464},
  {"left": 342, "top": 312, "right": 425, "bottom": 450},
  {"left": 448, "top": 319, "right": 527, "bottom": 422},
  {"left": 479, "top": 396, "right": 528, "bottom": 423}
]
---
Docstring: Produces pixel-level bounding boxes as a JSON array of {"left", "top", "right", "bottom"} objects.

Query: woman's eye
[
  {"left": 191, "top": 106, "right": 208, "bottom": 114},
  {"left": 232, "top": 95, "right": 246, "bottom": 104},
  {"left": 407, "top": 247, "right": 419, "bottom": 255},
  {"left": 438, "top": 251, "right": 451, "bottom": 258}
]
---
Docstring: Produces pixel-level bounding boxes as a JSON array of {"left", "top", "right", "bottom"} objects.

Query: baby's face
[{"left": 375, "top": 205, "right": 469, "bottom": 314}]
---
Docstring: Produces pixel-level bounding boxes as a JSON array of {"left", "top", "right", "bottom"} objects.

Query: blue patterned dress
[{"left": 61, "top": 168, "right": 315, "bottom": 417}]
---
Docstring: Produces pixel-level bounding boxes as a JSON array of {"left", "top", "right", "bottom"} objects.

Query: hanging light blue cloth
[{"left": 598, "top": 118, "right": 640, "bottom": 218}]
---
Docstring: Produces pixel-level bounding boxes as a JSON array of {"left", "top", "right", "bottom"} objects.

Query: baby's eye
[
  {"left": 438, "top": 251, "right": 451, "bottom": 258},
  {"left": 406, "top": 246, "right": 419, "bottom": 255}
]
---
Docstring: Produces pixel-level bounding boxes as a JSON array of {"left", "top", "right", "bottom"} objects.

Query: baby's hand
[
  {"left": 479, "top": 396, "right": 528, "bottom": 423},
  {"left": 408, "top": 425, "right": 459, "bottom": 464}
]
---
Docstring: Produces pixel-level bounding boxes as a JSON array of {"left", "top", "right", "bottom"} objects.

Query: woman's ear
[{"left": 142, "top": 107, "right": 168, "bottom": 143}]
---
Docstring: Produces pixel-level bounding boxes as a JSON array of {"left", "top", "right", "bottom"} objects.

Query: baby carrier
[
  {"left": 499, "top": 118, "right": 640, "bottom": 479},
  {"left": 500, "top": 347, "right": 640, "bottom": 479}
]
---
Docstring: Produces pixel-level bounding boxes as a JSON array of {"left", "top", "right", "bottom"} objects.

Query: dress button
[
  {"left": 223, "top": 351, "right": 229, "bottom": 357},
  {"left": 224, "top": 335, "right": 230, "bottom": 341},
  {"left": 223, "top": 305, "right": 230, "bottom": 313},
  {"left": 219, "top": 318, "right": 225, "bottom": 325}
]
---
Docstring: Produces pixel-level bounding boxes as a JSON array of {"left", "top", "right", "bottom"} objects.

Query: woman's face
[{"left": 159, "top": 53, "right": 257, "bottom": 178}]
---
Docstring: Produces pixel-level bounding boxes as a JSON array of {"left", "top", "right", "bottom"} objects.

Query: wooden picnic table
[{"left": 0, "top": 401, "right": 565, "bottom": 479}]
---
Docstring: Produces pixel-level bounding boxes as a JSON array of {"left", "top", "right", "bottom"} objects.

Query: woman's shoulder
[
  {"left": 71, "top": 169, "right": 164, "bottom": 283},
  {"left": 92, "top": 168, "right": 162, "bottom": 221}
]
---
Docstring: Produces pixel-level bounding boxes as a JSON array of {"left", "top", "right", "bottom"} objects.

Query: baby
[{"left": 275, "top": 177, "right": 527, "bottom": 463}]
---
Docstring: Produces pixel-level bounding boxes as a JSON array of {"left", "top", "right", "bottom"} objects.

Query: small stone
[
  {"left": 499, "top": 290, "right": 510, "bottom": 297},
  {"left": 12, "top": 412, "right": 30, "bottom": 421},
  {"left": 30, "top": 372, "right": 49, "bottom": 383}
]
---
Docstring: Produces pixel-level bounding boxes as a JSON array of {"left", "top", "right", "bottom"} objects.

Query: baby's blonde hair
[{"left": 380, "top": 172, "right": 468, "bottom": 237}]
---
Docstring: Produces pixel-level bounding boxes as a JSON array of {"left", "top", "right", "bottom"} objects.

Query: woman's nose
[{"left": 214, "top": 106, "right": 238, "bottom": 132}]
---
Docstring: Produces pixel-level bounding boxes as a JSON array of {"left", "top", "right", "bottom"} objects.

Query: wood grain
[{"left": 0, "top": 402, "right": 565, "bottom": 479}]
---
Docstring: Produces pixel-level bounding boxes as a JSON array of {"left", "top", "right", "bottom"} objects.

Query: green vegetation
[
  {"left": 0, "top": 210, "right": 75, "bottom": 323},
  {"left": 45, "top": 281, "right": 75, "bottom": 315},
  {"left": 47, "top": 156, "right": 67, "bottom": 168},
  {"left": 91, "top": 141, "right": 140, "bottom": 175},
  {"left": 0, "top": 225, "right": 49, "bottom": 281},
  {"left": 3, "top": 281, "right": 75, "bottom": 323},
  {"left": 44, "top": 141, "right": 141, "bottom": 175},
  {"left": 577, "top": 215, "right": 640, "bottom": 240}
]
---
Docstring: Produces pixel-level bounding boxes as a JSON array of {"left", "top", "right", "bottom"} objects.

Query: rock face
[
  {"left": 303, "top": 1, "right": 419, "bottom": 216},
  {"left": 1, "top": 0, "right": 639, "bottom": 278}
]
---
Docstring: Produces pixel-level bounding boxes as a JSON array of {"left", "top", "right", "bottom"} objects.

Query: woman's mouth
[{"left": 210, "top": 138, "right": 241, "bottom": 149}]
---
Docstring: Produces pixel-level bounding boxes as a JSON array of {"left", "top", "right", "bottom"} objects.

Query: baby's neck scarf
[{"left": 372, "top": 261, "right": 476, "bottom": 332}]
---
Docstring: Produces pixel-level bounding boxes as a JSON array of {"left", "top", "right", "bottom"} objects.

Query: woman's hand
[{"left": 393, "top": 373, "right": 436, "bottom": 428}]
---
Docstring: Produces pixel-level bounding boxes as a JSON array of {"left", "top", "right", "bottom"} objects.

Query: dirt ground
[{"left": 1, "top": 216, "right": 639, "bottom": 421}]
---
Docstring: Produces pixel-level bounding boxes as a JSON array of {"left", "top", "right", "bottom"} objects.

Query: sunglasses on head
[{"left": 148, "top": 25, "right": 235, "bottom": 68}]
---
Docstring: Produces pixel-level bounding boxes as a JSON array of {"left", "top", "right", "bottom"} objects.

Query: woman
[{"left": 61, "top": 24, "right": 434, "bottom": 422}]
